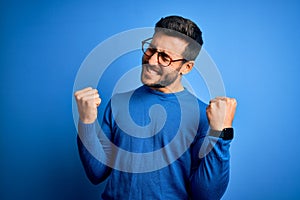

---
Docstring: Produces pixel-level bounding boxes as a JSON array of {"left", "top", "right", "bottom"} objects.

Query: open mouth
[{"left": 144, "top": 64, "right": 162, "bottom": 76}]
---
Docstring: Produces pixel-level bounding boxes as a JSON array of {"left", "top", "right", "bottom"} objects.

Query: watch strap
[{"left": 208, "top": 128, "right": 234, "bottom": 140}]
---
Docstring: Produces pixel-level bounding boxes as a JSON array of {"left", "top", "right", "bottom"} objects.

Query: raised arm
[
  {"left": 190, "top": 133, "right": 232, "bottom": 199},
  {"left": 190, "top": 97, "right": 237, "bottom": 199},
  {"left": 74, "top": 87, "right": 111, "bottom": 184}
]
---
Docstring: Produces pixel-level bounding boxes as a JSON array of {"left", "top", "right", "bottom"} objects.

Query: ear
[{"left": 180, "top": 61, "right": 194, "bottom": 75}]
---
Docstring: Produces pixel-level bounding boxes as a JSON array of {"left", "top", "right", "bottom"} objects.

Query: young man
[{"left": 75, "top": 16, "right": 237, "bottom": 199}]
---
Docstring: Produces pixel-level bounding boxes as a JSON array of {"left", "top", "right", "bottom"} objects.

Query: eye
[
  {"left": 147, "top": 47, "right": 156, "bottom": 54},
  {"left": 159, "top": 52, "right": 171, "bottom": 62},
  {"left": 143, "top": 46, "right": 156, "bottom": 57}
]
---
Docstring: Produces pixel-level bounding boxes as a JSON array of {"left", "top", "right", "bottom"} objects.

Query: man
[{"left": 75, "top": 16, "right": 237, "bottom": 199}]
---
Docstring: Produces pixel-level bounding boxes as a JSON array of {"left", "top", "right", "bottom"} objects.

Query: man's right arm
[
  {"left": 77, "top": 121, "right": 112, "bottom": 184},
  {"left": 74, "top": 87, "right": 111, "bottom": 184}
]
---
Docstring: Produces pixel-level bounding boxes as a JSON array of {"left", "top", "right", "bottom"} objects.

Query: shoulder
[
  {"left": 183, "top": 89, "right": 209, "bottom": 130},
  {"left": 182, "top": 89, "right": 208, "bottom": 110},
  {"left": 111, "top": 85, "right": 146, "bottom": 100},
  {"left": 106, "top": 86, "right": 146, "bottom": 114}
]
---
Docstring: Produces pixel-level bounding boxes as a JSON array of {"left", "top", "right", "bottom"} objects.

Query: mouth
[{"left": 143, "top": 64, "right": 162, "bottom": 76}]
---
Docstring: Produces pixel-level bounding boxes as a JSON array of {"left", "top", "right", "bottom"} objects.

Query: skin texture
[
  {"left": 206, "top": 96, "right": 237, "bottom": 131},
  {"left": 140, "top": 32, "right": 194, "bottom": 93},
  {"left": 74, "top": 87, "right": 101, "bottom": 124},
  {"left": 74, "top": 33, "right": 237, "bottom": 130}
]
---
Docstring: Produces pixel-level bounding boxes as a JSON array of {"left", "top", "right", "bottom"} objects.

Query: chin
[
  {"left": 141, "top": 69, "right": 166, "bottom": 88},
  {"left": 141, "top": 72, "right": 153, "bottom": 85},
  {"left": 141, "top": 77, "right": 153, "bottom": 86}
]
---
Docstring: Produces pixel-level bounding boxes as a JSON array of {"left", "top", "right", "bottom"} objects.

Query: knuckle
[
  {"left": 74, "top": 91, "right": 80, "bottom": 97},
  {"left": 75, "top": 95, "right": 81, "bottom": 101},
  {"left": 233, "top": 98, "right": 237, "bottom": 104},
  {"left": 231, "top": 98, "right": 237, "bottom": 105},
  {"left": 81, "top": 96, "right": 88, "bottom": 102}
]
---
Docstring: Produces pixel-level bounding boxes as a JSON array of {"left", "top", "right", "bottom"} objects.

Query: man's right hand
[{"left": 74, "top": 87, "right": 101, "bottom": 124}]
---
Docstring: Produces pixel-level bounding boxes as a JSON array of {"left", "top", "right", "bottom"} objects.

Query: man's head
[
  {"left": 141, "top": 15, "right": 203, "bottom": 93},
  {"left": 155, "top": 15, "right": 203, "bottom": 61}
]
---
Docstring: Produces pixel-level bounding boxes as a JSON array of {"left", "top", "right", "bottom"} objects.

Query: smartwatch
[{"left": 208, "top": 128, "right": 234, "bottom": 140}]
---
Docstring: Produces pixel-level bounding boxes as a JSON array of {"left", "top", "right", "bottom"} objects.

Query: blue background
[{"left": 1, "top": 0, "right": 300, "bottom": 199}]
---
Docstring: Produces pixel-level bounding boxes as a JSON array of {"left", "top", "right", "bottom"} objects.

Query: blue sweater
[{"left": 77, "top": 85, "right": 231, "bottom": 200}]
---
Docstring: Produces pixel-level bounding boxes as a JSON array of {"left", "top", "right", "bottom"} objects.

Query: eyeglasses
[{"left": 142, "top": 38, "right": 187, "bottom": 67}]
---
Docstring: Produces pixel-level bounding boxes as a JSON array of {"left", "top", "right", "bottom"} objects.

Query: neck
[
  {"left": 150, "top": 85, "right": 184, "bottom": 93},
  {"left": 149, "top": 79, "right": 184, "bottom": 93}
]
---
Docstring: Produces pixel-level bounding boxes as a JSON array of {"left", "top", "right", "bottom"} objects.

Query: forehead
[{"left": 151, "top": 32, "right": 188, "bottom": 56}]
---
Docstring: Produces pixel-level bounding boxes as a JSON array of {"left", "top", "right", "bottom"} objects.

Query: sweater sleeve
[
  {"left": 190, "top": 132, "right": 232, "bottom": 200},
  {"left": 77, "top": 120, "right": 112, "bottom": 185}
]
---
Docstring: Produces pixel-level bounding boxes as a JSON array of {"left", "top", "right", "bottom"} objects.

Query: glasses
[{"left": 142, "top": 38, "right": 187, "bottom": 67}]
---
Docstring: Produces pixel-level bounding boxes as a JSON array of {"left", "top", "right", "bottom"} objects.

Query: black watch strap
[{"left": 208, "top": 128, "right": 234, "bottom": 140}]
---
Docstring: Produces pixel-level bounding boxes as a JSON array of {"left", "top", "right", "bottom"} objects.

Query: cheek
[{"left": 162, "top": 67, "right": 178, "bottom": 76}]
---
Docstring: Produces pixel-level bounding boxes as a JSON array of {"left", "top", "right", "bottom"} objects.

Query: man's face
[{"left": 141, "top": 33, "right": 188, "bottom": 89}]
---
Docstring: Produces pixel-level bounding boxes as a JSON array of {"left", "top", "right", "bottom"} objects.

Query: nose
[{"left": 147, "top": 52, "right": 159, "bottom": 65}]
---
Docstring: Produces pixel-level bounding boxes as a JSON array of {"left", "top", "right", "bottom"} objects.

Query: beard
[
  {"left": 148, "top": 73, "right": 179, "bottom": 88},
  {"left": 141, "top": 58, "right": 180, "bottom": 88}
]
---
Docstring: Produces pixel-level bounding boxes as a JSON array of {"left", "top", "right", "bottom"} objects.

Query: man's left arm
[
  {"left": 190, "top": 97, "right": 237, "bottom": 200},
  {"left": 190, "top": 133, "right": 232, "bottom": 199}
]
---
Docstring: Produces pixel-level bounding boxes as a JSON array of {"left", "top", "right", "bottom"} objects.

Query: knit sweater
[{"left": 77, "top": 85, "right": 231, "bottom": 200}]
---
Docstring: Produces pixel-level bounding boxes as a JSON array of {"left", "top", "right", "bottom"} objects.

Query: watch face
[{"left": 222, "top": 128, "right": 234, "bottom": 140}]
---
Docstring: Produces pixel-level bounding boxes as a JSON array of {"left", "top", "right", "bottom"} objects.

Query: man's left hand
[{"left": 206, "top": 97, "right": 237, "bottom": 131}]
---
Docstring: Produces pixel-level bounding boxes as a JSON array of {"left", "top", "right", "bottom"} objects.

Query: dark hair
[{"left": 155, "top": 15, "right": 203, "bottom": 60}]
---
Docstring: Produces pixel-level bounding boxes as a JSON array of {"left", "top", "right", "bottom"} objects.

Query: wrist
[
  {"left": 208, "top": 127, "right": 234, "bottom": 140},
  {"left": 80, "top": 117, "right": 96, "bottom": 124}
]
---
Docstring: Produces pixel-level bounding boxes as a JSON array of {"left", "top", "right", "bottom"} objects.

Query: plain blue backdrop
[{"left": 1, "top": 0, "right": 300, "bottom": 199}]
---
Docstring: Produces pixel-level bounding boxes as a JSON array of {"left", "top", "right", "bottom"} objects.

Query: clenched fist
[
  {"left": 74, "top": 87, "right": 101, "bottom": 124},
  {"left": 206, "top": 97, "right": 237, "bottom": 131}
]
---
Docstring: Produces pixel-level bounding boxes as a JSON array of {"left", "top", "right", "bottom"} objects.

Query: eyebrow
[{"left": 149, "top": 43, "right": 179, "bottom": 58}]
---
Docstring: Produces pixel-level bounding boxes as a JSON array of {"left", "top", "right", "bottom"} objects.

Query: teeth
[
  {"left": 147, "top": 67, "right": 159, "bottom": 75},
  {"left": 149, "top": 69, "right": 157, "bottom": 74}
]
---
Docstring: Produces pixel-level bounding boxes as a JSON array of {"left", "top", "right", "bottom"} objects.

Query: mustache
[{"left": 142, "top": 60, "right": 163, "bottom": 75}]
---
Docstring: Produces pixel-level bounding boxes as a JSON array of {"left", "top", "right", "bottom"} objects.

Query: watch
[{"left": 208, "top": 128, "right": 234, "bottom": 140}]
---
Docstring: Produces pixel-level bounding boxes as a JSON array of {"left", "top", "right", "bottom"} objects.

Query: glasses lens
[
  {"left": 158, "top": 52, "right": 171, "bottom": 66},
  {"left": 142, "top": 42, "right": 155, "bottom": 57},
  {"left": 142, "top": 39, "right": 172, "bottom": 67}
]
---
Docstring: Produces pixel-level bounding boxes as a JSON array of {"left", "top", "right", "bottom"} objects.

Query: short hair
[{"left": 155, "top": 15, "right": 203, "bottom": 61}]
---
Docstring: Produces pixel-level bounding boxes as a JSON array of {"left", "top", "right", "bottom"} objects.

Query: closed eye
[
  {"left": 147, "top": 47, "right": 156, "bottom": 54},
  {"left": 159, "top": 52, "right": 171, "bottom": 62}
]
